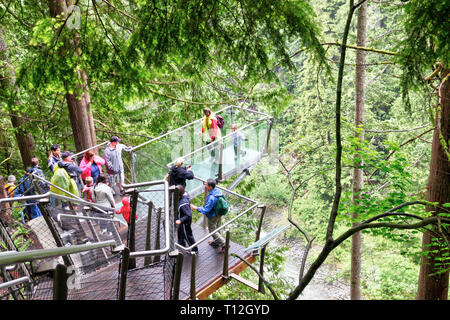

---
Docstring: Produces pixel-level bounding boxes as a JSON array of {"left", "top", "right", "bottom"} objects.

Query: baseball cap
[
  {"left": 110, "top": 136, "right": 121, "bottom": 142},
  {"left": 61, "top": 151, "right": 74, "bottom": 159}
]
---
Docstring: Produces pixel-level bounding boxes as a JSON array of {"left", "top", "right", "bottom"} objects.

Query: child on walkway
[
  {"left": 231, "top": 123, "right": 247, "bottom": 159},
  {"left": 116, "top": 196, "right": 137, "bottom": 225},
  {"left": 82, "top": 176, "right": 94, "bottom": 202}
]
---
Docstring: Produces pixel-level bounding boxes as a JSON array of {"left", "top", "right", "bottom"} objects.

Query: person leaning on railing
[
  {"left": 168, "top": 157, "right": 194, "bottom": 188},
  {"left": 190, "top": 178, "right": 226, "bottom": 253},
  {"left": 103, "top": 136, "right": 132, "bottom": 195}
]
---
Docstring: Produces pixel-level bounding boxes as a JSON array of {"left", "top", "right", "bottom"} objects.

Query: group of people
[
  {"left": 4, "top": 157, "right": 48, "bottom": 222},
  {"left": 4, "top": 136, "right": 133, "bottom": 226},
  {"left": 201, "top": 107, "right": 247, "bottom": 160},
  {"left": 169, "top": 156, "right": 227, "bottom": 254},
  {"left": 5, "top": 108, "right": 241, "bottom": 253}
]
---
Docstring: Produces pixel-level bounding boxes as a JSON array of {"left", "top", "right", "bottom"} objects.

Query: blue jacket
[{"left": 197, "top": 187, "right": 223, "bottom": 218}]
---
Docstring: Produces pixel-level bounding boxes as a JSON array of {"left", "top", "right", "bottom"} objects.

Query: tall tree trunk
[
  {"left": 49, "top": 0, "right": 96, "bottom": 153},
  {"left": 417, "top": 67, "right": 450, "bottom": 300},
  {"left": 0, "top": 27, "right": 36, "bottom": 168},
  {"left": 351, "top": 0, "right": 367, "bottom": 300},
  {"left": 10, "top": 113, "right": 36, "bottom": 167}
]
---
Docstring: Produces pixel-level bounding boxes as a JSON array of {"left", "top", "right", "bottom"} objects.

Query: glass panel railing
[
  {"left": 131, "top": 106, "right": 270, "bottom": 198},
  {"left": 181, "top": 119, "right": 269, "bottom": 197}
]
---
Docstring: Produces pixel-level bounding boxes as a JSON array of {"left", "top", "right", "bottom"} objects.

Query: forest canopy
[{"left": 0, "top": 0, "right": 449, "bottom": 300}]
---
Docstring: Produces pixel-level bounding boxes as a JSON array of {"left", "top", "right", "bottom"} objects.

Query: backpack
[
  {"left": 215, "top": 195, "right": 229, "bottom": 216},
  {"left": 216, "top": 115, "right": 224, "bottom": 129}
]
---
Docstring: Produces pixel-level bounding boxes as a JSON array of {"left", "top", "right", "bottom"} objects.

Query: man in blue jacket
[
  {"left": 175, "top": 185, "right": 198, "bottom": 253},
  {"left": 191, "top": 178, "right": 225, "bottom": 253}
]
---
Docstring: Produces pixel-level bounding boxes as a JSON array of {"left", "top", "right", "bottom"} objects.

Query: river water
[{"left": 261, "top": 207, "right": 351, "bottom": 300}]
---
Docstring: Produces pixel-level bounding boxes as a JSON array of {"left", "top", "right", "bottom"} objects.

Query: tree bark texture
[
  {"left": 0, "top": 26, "right": 36, "bottom": 168},
  {"left": 49, "top": 0, "right": 96, "bottom": 153},
  {"left": 417, "top": 67, "right": 450, "bottom": 300},
  {"left": 351, "top": 0, "right": 367, "bottom": 300}
]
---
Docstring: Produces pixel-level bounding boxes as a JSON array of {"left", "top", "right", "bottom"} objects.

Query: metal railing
[
  {"left": 0, "top": 240, "right": 116, "bottom": 267},
  {"left": 0, "top": 276, "right": 31, "bottom": 291},
  {"left": 121, "top": 180, "right": 171, "bottom": 258},
  {"left": 174, "top": 177, "right": 259, "bottom": 253},
  {"left": 6, "top": 140, "right": 110, "bottom": 198},
  {"left": 165, "top": 114, "right": 270, "bottom": 169}
]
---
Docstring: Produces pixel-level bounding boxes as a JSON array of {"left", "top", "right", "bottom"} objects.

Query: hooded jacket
[
  {"left": 178, "top": 192, "right": 193, "bottom": 224},
  {"left": 50, "top": 164, "right": 80, "bottom": 197},
  {"left": 116, "top": 197, "right": 136, "bottom": 223},
  {"left": 57, "top": 161, "right": 83, "bottom": 191},
  {"left": 169, "top": 165, "right": 194, "bottom": 187},
  {"left": 197, "top": 187, "right": 223, "bottom": 218}
]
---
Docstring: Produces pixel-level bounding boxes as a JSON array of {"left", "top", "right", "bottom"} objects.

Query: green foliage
[
  {"left": 210, "top": 244, "right": 293, "bottom": 300},
  {"left": 396, "top": 0, "right": 450, "bottom": 109}
]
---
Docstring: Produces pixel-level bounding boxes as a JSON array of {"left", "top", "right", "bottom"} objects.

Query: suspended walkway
[{"left": 0, "top": 105, "right": 280, "bottom": 300}]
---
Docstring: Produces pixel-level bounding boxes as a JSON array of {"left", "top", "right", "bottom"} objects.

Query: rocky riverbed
[{"left": 261, "top": 206, "right": 351, "bottom": 300}]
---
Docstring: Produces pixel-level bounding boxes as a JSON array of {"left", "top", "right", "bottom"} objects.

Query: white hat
[
  {"left": 7, "top": 175, "right": 16, "bottom": 183},
  {"left": 174, "top": 157, "right": 184, "bottom": 166}
]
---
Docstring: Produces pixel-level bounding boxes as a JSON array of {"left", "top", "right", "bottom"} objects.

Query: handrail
[
  {"left": 166, "top": 115, "right": 269, "bottom": 168},
  {"left": 0, "top": 276, "right": 31, "bottom": 291},
  {"left": 130, "top": 105, "right": 234, "bottom": 152},
  {"left": 6, "top": 140, "right": 110, "bottom": 198},
  {"left": 57, "top": 213, "right": 128, "bottom": 227},
  {"left": 72, "top": 141, "right": 109, "bottom": 159},
  {"left": 0, "top": 191, "right": 115, "bottom": 214},
  {"left": 176, "top": 202, "right": 259, "bottom": 252},
  {"left": 0, "top": 240, "right": 116, "bottom": 267},
  {"left": 31, "top": 173, "right": 81, "bottom": 200},
  {"left": 121, "top": 180, "right": 171, "bottom": 258},
  {"left": 193, "top": 176, "right": 258, "bottom": 204},
  {"left": 174, "top": 176, "right": 259, "bottom": 252}
]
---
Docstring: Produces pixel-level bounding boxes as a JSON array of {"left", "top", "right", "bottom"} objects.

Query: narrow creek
[{"left": 260, "top": 206, "right": 351, "bottom": 300}]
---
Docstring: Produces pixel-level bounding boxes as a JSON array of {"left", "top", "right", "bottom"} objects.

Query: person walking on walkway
[
  {"left": 201, "top": 108, "right": 223, "bottom": 161},
  {"left": 175, "top": 185, "right": 198, "bottom": 253},
  {"left": 231, "top": 123, "right": 247, "bottom": 160},
  {"left": 191, "top": 178, "right": 225, "bottom": 253},
  {"left": 103, "top": 136, "right": 132, "bottom": 195},
  {"left": 80, "top": 150, "right": 106, "bottom": 184},
  {"left": 30, "top": 157, "right": 49, "bottom": 193},
  {"left": 201, "top": 108, "right": 222, "bottom": 144}
]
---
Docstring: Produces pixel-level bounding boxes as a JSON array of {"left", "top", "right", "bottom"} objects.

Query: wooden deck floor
[
  {"left": 177, "top": 222, "right": 252, "bottom": 300},
  {"left": 31, "top": 206, "right": 253, "bottom": 300}
]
